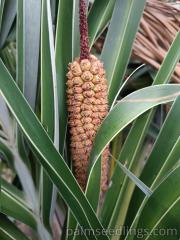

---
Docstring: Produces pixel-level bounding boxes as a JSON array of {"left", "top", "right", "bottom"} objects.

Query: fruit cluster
[{"left": 66, "top": 54, "right": 109, "bottom": 191}]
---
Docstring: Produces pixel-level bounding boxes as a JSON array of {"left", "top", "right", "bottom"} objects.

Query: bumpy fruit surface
[{"left": 66, "top": 54, "right": 109, "bottom": 191}]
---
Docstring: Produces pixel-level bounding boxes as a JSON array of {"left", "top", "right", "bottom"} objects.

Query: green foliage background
[{"left": 0, "top": 0, "right": 179, "bottom": 240}]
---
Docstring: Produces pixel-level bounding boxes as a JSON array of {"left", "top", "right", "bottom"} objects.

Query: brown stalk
[
  {"left": 79, "top": 0, "right": 90, "bottom": 60},
  {"left": 132, "top": 0, "right": 180, "bottom": 83}
]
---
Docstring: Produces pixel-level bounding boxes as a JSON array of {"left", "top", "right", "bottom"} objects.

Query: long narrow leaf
[
  {"left": 100, "top": 30, "right": 180, "bottom": 229},
  {"left": 89, "top": 84, "right": 180, "bottom": 171},
  {"left": 1, "top": 179, "right": 36, "bottom": 229},
  {"left": 88, "top": 0, "right": 116, "bottom": 48},
  {"left": 0, "top": 214, "right": 30, "bottom": 240},
  {"left": 0, "top": 138, "right": 38, "bottom": 211},
  {"left": 72, "top": 0, "right": 80, "bottom": 59},
  {"left": 112, "top": 155, "right": 152, "bottom": 197},
  {"left": 1, "top": 179, "right": 51, "bottom": 240},
  {"left": 0, "top": 94, "right": 13, "bottom": 140},
  {"left": 144, "top": 200, "right": 180, "bottom": 240},
  {"left": 55, "top": 0, "right": 73, "bottom": 154},
  {"left": 17, "top": 0, "right": 41, "bottom": 109},
  {"left": 0, "top": 0, "right": 16, "bottom": 48},
  {"left": 101, "top": 0, "right": 146, "bottom": 105},
  {"left": 141, "top": 97, "right": 180, "bottom": 188},
  {"left": 40, "top": 0, "right": 56, "bottom": 230},
  {"left": 72, "top": 158, "right": 102, "bottom": 240},
  {"left": 0, "top": 59, "right": 109, "bottom": 240},
  {"left": 0, "top": 0, "right": 5, "bottom": 33},
  {"left": 151, "top": 137, "right": 180, "bottom": 189},
  {"left": 126, "top": 98, "right": 179, "bottom": 227},
  {"left": 129, "top": 165, "right": 180, "bottom": 240}
]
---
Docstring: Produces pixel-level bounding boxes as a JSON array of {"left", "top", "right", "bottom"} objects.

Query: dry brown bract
[
  {"left": 133, "top": 0, "right": 180, "bottom": 83},
  {"left": 66, "top": 54, "right": 109, "bottom": 191},
  {"left": 93, "top": 0, "right": 180, "bottom": 83}
]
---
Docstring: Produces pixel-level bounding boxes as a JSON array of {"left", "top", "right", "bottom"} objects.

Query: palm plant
[{"left": 0, "top": 0, "right": 180, "bottom": 240}]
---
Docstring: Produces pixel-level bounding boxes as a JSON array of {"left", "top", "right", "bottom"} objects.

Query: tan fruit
[{"left": 66, "top": 54, "right": 109, "bottom": 191}]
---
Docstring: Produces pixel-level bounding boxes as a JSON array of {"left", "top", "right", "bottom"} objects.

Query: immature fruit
[{"left": 66, "top": 54, "right": 109, "bottom": 191}]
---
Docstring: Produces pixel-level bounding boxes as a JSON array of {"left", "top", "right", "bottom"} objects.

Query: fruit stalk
[{"left": 79, "top": 0, "right": 89, "bottom": 60}]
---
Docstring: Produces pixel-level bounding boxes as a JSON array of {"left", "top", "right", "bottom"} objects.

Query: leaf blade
[
  {"left": 0, "top": 214, "right": 30, "bottom": 240},
  {"left": 100, "top": 30, "right": 180, "bottom": 230},
  {"left": 1, "top": 179, "right": 36, "bottom": 229},
  {"left": 0, "top": 59, "right": 109, "bottom": 240},
  {"left": 88, "top": 0, "right": 116, "bottom": 48},
  {"left": 101, "top": 0, "right": 146, "bottom": 105},
  {"left": 0, "top": 0, "right": 16, "bottom": 48},
  {"left": 89, "top": 84, "right": 180, "bottom": 171}
]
